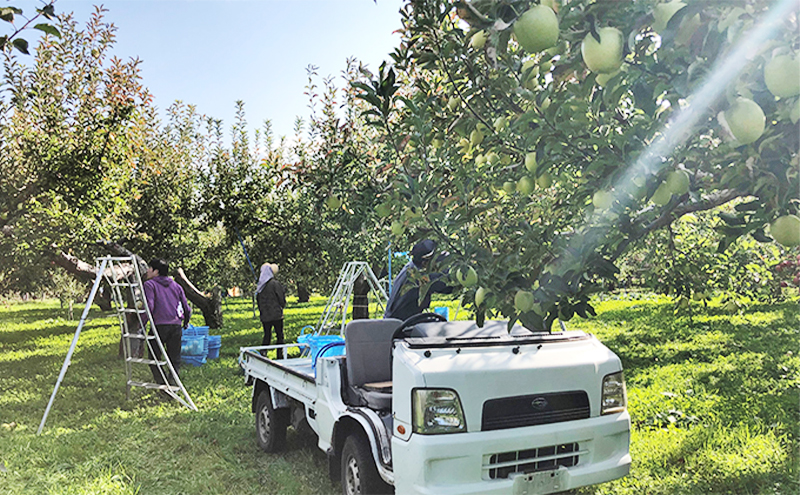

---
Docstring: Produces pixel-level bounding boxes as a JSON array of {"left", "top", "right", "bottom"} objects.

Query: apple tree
[
  {"left": 0, "top": 7, "right": 149, "bottom": 294},
  {"left": 355, "top": 0, "right": 799, "bottom": 330}
]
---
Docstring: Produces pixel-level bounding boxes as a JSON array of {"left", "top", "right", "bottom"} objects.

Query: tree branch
[{"left": 611, "top": 188, "right": 746, "bottom": 262}]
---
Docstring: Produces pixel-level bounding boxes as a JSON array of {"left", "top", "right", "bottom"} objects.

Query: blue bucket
[
  {"left": 207, "top": 335, "right": 221, "bottom": 359},
  {"left": 434, "top": 306, "right": 449, "bottom": 321}
]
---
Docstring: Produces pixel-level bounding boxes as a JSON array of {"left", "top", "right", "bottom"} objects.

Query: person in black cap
[{"left": 384, "top": 239, "right": 453, "bottom": 320}]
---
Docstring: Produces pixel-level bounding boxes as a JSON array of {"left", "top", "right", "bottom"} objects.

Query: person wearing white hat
[{"left": 256, "top": 262, "right": 286, "bottom": 358}]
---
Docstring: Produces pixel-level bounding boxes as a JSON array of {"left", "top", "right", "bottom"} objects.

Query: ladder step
[
  {"left": 122, "top": 333, "right": 155, "bottom": 340},
  {"left": 128, "top": 381, "right": 180, "bottom": 391},
  {"left": 119, "top": 308, "right": 147, "bottom": 314},
  {"left": 110, "top": 282, "right": 138, "bottom": 288},
  {"left": 126, "top": 357, "right": 168, "bottom": 365}
]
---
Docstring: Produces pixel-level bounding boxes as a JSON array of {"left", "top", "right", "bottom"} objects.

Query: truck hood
[{"left": 394, "top": 334, "right": 622, "bottom": 433}]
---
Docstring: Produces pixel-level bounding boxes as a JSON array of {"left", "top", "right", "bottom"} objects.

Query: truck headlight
[
  {"left": 412, "top": 388, "right": 466, "bottom": 434},
  {"left": 601, "top": 371, "right": 627, "bottom": 415}
]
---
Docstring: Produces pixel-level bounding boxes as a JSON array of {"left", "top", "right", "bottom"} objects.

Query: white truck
[{"left": 239, "top": 313, "right": 631, "bottom": 495}]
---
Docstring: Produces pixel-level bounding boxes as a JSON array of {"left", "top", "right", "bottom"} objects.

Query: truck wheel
[
  {"left": 255, "top": 388, "right": 288, "bottom": 452},
  {"left": 341, "top": 433, "right": 391, "bottom": 495}
]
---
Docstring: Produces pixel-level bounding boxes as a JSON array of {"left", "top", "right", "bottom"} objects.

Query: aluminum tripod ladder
[
  {"left": 315, "top": 261, "right": 389, "bottom": 336},
  {"left": 38, "top": 256, "right": 197, "bottom": 434}
]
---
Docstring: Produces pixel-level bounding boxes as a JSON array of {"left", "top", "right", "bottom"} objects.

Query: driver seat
[{"left": 345, "top": 318, "right": 403, "bottom": 411}]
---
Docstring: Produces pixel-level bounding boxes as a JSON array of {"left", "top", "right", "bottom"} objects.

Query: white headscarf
[{"left": 256, "top": 263, "right": 277, "bottom": 294}]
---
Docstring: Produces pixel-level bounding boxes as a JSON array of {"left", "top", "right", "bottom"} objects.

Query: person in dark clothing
[
  {"left": 256, "top": 262, "right": 287, "bottom": 358},
  {"left": 384, "top": 239, "right": 453, "bottom": 321},
  {"left": 143, "top": 258, "right": 191, "bottom": 386}
]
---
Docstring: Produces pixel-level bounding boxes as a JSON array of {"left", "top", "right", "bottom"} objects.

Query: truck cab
[{"left": 240, "top": 314, "right": 630, "bottom": 495}]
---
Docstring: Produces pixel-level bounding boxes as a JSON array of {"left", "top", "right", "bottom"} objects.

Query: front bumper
[{"left": 391, "top": 412, "right": 631, "bottom": 495}]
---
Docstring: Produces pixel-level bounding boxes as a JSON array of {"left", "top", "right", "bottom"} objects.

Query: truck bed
[{"left": 239, "top": 345, "right": 321, "bottom": 407}]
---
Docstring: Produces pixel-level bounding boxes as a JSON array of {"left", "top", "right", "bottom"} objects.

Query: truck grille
[
  {"left": 481, "top": 391, "right": 590, "bottom": 431},
  {"left": 485, "top": 443, "right": 580, "bottom": 479}
]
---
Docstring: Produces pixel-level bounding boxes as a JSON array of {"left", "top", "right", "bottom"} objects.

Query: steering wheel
[{"left": 391, "top": 312, "right": 448, "bottom": 342}]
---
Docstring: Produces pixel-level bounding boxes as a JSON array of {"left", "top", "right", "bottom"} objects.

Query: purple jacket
[{"left": 143, "top": 275, "right": 191, "bottom": 327}]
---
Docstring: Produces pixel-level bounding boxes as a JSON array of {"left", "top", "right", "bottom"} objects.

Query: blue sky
[{"left": 9, "top": 0, "right": 405, "bottom": 138}]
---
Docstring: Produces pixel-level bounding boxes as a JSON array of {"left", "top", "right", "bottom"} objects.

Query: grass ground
[{"left": 0, "top": 294, "right": 797, "bottom": 494}]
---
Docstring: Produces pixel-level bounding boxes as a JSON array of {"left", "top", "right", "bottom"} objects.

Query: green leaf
[
  {"left": 12, "top": 38, "right": 29, "bottom": 54},
  {"left": 34, "top": 24, "right": 60, "bottom": 38},
  {"left": 38, "top": 4, "right": 55, "bottom": 20},
  {"left": 719, "top": 211, "right": 745, "bottom": 226},
  {"left": 751, "top": 229, "right": 772, "bottom": 243},
  {"left": 0, "top": 7, "right": 21, "bottom": 23},
  {"left": 734, "top": 199, "right": 760, "bottom": 212}
]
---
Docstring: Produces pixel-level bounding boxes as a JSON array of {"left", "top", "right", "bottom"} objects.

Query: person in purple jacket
[{"left": 143, "top": 258, "right": 191, "bottom": 386}]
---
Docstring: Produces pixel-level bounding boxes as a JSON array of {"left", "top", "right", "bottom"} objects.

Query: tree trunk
[
  {"left": 297, "top": 284, "right": 310, "bottom": 303},
  {"left": 174, "top": 268, "right": 223, "bottom": 329},
  {"left": 52, "top": 251, "right": 114, "bottom": 311}
]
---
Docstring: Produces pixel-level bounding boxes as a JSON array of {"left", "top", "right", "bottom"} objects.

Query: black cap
[{"left": 411, "top": 239, "right": 436, "bottom": 265}]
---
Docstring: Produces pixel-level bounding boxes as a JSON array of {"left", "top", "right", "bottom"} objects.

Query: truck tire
[
  {"left": 341, "top": 433, "right": 392, "bottom": 495},
  {"left": 255, "top": 388, "right": 288, "bottom": 452}
]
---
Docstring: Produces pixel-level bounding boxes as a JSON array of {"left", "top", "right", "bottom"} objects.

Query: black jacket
[
  {"left": 384, "top": 261, "right": 451, "bottom": 321},
  {"left": 257, "top": 278, "right": 286, "bottom": 322}
]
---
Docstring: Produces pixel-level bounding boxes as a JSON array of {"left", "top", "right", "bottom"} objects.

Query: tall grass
[{"left": 0, "top": 295, "right": 796, "bottom": 494}]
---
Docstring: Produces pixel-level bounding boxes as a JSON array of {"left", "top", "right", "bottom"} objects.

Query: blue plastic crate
[
  {"left": 182, "top": 354, "right": 206, "bottom": 367},
  {"left": 181, "top": 335, "right": 205, "bottom": 356},
  {"left": 207, "top": 335, "right": 221, "bottom": 359}
]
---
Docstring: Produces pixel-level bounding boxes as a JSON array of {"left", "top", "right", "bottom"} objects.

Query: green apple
[
  {"left": 514, "top": 290, "right": 535, "bottom": 312},
  {"left": 525, "top": 151, "right": 537, "bottom": 173},
  {"left": 665, "top": 170, "right": 690, "bottom": 195},
  {"left": 475, "top": 287, "right": 488, "bottom": 307},
  {"left": 692, "top": 291, "right": 706, "bottom": 302},
  {"left": 521, "top": 59, "right": 539, "bottom": 90},
  {"left": 514, "top": 5, "right": 559, "bottom": 53},
  {"left": 431, "top": 138, "right": 443, "bottom": 148},
  {"left": 592, "top": 190, "right": 614, "bottom": 210},
  {"left": 494, "top": 116, "right": 508, "bottom": 132},
  {"left": 536, "top": 172, "right": 552, "bottom": 189},
  {"left": 391, "top": 220, "right": 405, "bottom": 236},
  {"left": 764, "top": 54, "right": 800, "bottom": 98},
  {"left": 724, "top": 98, "right": 765, "bottom": 145},
  {"left": 541, "top": 0, "right": 557, "bottom": 11},
  {"left": 470, "top": 129, "right": 484, "bottom": 146},
  {"left": 595, "top": 69, "right": 620, "bottom": 87},
  {"left": 541, "top": 97, "right": 551, "bottom": 110},
  {"left": 675, "top": 13, "right": 700, "bottom": 45},
  {"left": 718, "top": 7, "right": 745, "bottom": 32},
  {"left": 581, "top": 27, "right": 624, "bottom": 74},
  {"left": 447, "top": 96, "right": 459, "bottom": 111},
  {"left": 325, "top": 195, "right": 342, "bottom": 210},
  {"left": 503, "top": 181, "right": 516, "bottom": 194},
  {"left": 677, "top": 296, "right": 690, "bottom": 309},
  {"left": 475, "top": 154, "right": 486, "bottom": 165},
  {"left": 486, "top": 152, "right": 501, "bottom": 165},
  {"left": 457, "top": 267, "right": 478, "bottom": 287},
  {"left": 375, "top": 202, "right": 392, "bottom": 218},
  {"left": 724, "top": 300, "right": 739, "bottom": 312},
  {"left": 770, "top": 215, "right": 800, "bottom": 247},
  {"left": 470, "top": 30, "right": 488, "bottom": 50},
  {"left": 517, "top": 176, "right": 535, "bottom": 196},
  {"left": 652, "top": 1, "right": 685, "bottom": 34},
  {"left": 651, "top": 184, "right": 672, "bottom": 206},
  {"left": 792, "top": 98, "right": 800, "bottom": 124}
]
